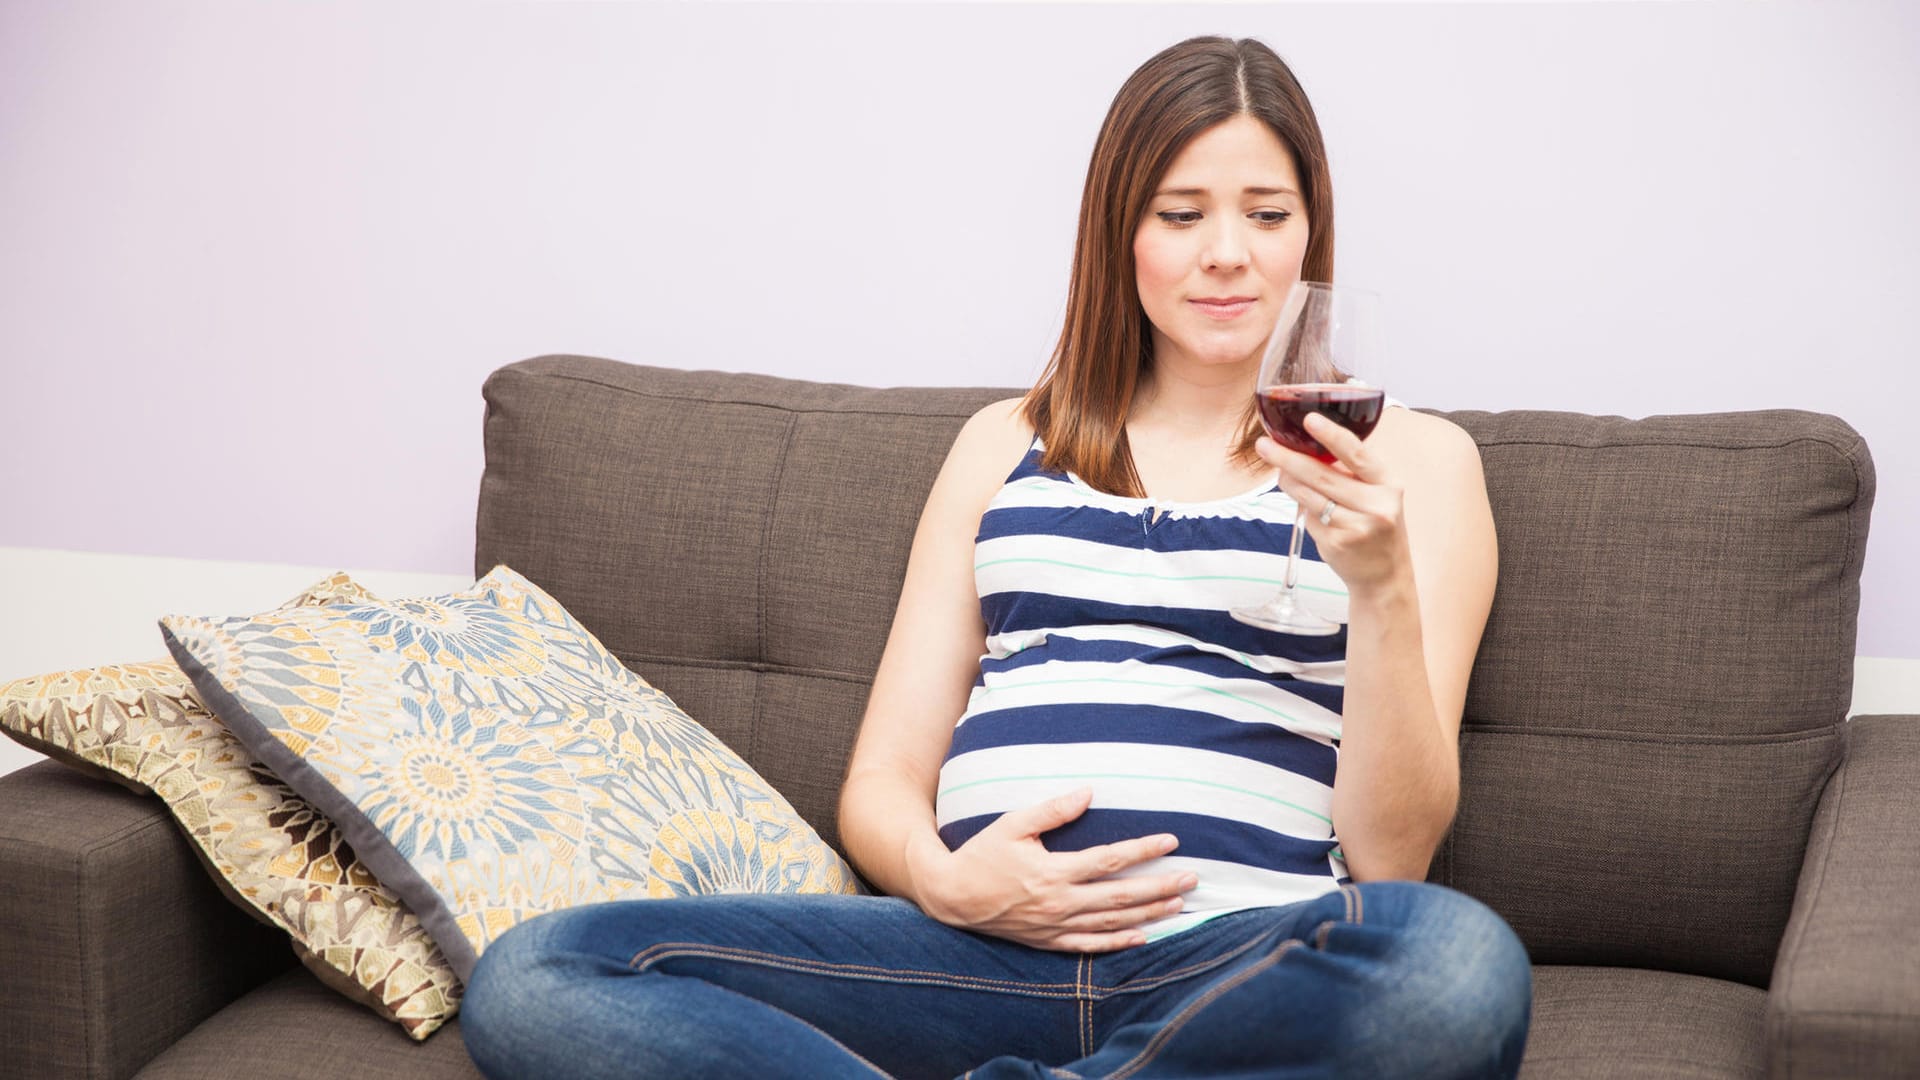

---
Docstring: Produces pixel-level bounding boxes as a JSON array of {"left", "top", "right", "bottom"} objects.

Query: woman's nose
[{"left": 1202, "top": 220, "right": 1249, "bottom": 269}]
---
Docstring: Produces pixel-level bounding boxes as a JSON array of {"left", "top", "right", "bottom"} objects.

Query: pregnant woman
[{"left": 462, "top": 34, "right": 1531, "bottom": 1079}]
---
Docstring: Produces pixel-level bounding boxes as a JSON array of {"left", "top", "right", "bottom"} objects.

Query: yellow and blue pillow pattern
[
  {"left": 0, "top": 574, "right": 461, "bottom": 1039},
  {"left": 160, "top": 565, "right": 861, "bottom": 982}
]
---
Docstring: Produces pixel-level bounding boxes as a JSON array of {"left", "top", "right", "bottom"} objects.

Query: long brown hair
[{"left": 1022, "top": 37, "right": 1335, "bottom": 496}]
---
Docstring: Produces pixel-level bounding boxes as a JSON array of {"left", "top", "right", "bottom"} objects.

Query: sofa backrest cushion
[
  {"left": 1436, "top": 409, "right": 1871, "bottom": 988},
  {"left": 477, "top": 356, "right": 1875, "bottom": 990}
]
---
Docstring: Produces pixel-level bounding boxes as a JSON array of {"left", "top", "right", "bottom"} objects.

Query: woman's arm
[
  {"left": 836, "top": 398, "right": 1025, "bottom": 898},
  {"left": 839, "top": 400, "right": 1197, "bottom": 950},
  {"left": 1258, "top": 409, "right": 1497, "bottom": 882}
]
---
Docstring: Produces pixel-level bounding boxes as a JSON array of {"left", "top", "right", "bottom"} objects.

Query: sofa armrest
[
  {"left": 1767, "top": 714, "right": 1920, "bottom": 1079},
  {"left": 0, "top": 761, "right": 294, "bottom": 1080}
]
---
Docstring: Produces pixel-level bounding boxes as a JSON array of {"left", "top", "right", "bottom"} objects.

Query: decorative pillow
[
  {"left": 0, "top": 574, "right": 462, "bottom": 1039},
  {"left": 160, "top": 564, "right": 863, "bottom": 983}
]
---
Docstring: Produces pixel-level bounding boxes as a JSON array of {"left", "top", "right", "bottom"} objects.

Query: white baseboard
[{"left": 1, "top": 547, "right": 1915, "bottom": 779}]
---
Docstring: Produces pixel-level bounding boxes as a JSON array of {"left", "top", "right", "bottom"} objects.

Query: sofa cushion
[
  {"left": 133, "top": 968, "right": 484, "bottom": 1080},
  {"left": 0, "top": 762, "right": 294, "bottom": 1080},
  {"left": 1434, "top": 410, "right": 1871, "bottom": 989},
  {"left": 0, "top": 574, "right": 462, "bottom": 1040},
  {"left": 1520, "top": 965, "right": 1768, "bottom": 1078},
  {"left": 133, "top": 962, "right": 1765, "bottom": 1080},
  {"left": 162, "top": 565, "right": 862, "bottom": 983}
]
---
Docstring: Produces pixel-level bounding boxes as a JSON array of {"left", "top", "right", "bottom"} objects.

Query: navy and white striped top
[{"left": 934, "top": 435, "right": 1355, "bottom": 941}]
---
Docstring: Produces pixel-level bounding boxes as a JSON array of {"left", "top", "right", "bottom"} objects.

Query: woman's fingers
[
  {"left": 1058, "top": 892, "right": 1189, "bottom": 931},
  {"left": 1062, "top": 832, "right": 1179, "bottom": 882},
  {"left": 1300, "top": 413, "right": 1379, "bottom": 481},
  {"left": 948, "top": 799, "right": 1201, "bottom": 952},
  {"left": 1259, "top": 439, "right": 1358, "bottom": 517},
  {"left": 994, "top": 787, "right": 1095, "bottom": 841},
  {"left": 1047, "top": 930, "right": 1153, "bottom": 954},
  {"left": 1040, "top": 887, "right": 1194, "bottom": 951},
  {"left": 1047, "top": 859, "right": 1197, "bottom": 920},
  {"left": 1257, "top": 430, "right": 1394, "bottom": 527}
]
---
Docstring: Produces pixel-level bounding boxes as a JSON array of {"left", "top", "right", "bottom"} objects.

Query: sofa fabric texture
[
  {"left": 0, "top": 354, "right": 1908, "bottom": 1080},
  {"left": 1443, "top": 410, "right": 1870, "bottom": 990},
  {"left": 0, "top": 763, "right": 295, "bottom": 1080}
]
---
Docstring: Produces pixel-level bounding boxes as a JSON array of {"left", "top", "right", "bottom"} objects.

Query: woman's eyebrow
[{"left": 1153, "top": 185, "right": 1299, "bottom": 198}]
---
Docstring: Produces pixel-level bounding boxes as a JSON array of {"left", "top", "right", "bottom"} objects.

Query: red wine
[{"left": 1256, "top": 383, "right": 1386, "bottom": 462}]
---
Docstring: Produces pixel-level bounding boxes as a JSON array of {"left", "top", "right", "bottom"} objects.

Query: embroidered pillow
[
  {"left": 160, "top": 565, "right": 863, "bottom": 982},
  {"left": 0, "top": 574, "right": 461, "bottom": 1039}
]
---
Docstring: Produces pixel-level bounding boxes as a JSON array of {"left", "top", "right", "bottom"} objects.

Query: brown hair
[{"left": 1022, "top": 36, "right": 1335, "bottom": 496}]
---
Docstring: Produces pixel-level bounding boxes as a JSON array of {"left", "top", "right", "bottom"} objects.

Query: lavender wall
[{"left": 3, "top": 0, "right": 1915, "bottom": 657}]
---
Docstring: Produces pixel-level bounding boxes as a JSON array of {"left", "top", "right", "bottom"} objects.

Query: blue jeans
[{"left": 461, "top": 880, "right": 1532, "bottom": 1079}]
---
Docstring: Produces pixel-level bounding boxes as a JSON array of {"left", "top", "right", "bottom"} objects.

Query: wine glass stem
[{"left": 1283, "top": 506, "right": 1308, "bottom": 591}]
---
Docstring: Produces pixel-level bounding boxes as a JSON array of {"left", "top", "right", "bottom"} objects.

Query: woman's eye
[{"left": 1154, "top": 209, "right": 1292, "bottom": 227}]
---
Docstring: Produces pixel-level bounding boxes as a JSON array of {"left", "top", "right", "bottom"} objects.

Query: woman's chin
[
  {"left": 1149, "top": 326, "right": 1268, "bottom": 372},
  {"left": 1175, "top": 341, "right": 1265, "bottom": 370}
]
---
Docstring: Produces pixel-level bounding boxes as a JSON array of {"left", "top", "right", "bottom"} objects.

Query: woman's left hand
[{"left": 1255, "top": 412, "right": 1413, "bottom": 595}]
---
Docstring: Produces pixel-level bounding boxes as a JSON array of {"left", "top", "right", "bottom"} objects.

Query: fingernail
[
  {"left": 1179, "top": 874, "right": 1199, "bottom": 890},
  {"left": 1164, "top": 897, "right": 1184, "bottom": 913},
  {"left": 1158, "top": 835, "right": 1178, "bottom": 853}
]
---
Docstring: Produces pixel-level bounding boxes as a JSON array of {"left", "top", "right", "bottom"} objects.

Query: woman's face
[{"left": 1132, "top": 113, "right": 1310, "bottom": 378}]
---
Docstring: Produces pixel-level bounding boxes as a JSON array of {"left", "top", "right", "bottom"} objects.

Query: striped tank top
[{"left": 934, "top": 436, "right": 1356, "bottom": 941}]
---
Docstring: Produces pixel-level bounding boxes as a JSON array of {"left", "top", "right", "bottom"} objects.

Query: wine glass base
[{"left": 1229, "top": 603, "right": 1343, "bottom": 636}]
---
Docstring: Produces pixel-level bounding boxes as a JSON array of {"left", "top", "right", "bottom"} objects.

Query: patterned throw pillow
[
  {"left": 160, "top": 565, "right": 863, "bottom": 983},
  {"left": 0, "top": 574, "right": 462, "bottom": 1039}
]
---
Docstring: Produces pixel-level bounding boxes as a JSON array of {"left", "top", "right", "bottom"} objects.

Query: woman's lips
[{"left": 1190, "top": 299, "right": 1254, "bottom": 320}]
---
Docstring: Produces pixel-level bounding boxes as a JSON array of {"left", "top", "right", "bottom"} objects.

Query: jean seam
[
  {"left": 1078, "top": 954, "right": 1093, "bottom": 1060},
  {"left": 1314, "top": 920, "right": 1336, "bottom": 950},
  {"left": 1316, "top": 883, "right": 1364, "bottom": 950},
  {"left": 628, "top": 942, "right": 1083, "bottom": 997},
  {"left": 1106, "top": 939, "right": 1305, "bottom": 1080}
]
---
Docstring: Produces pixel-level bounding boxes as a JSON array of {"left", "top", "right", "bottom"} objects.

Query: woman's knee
[
  {"left": 462, "top": 915, "right": 563, "bottom": 1069},
  {"left": 461, "top": 908, "right": 641, "bottom": 1075},
  {"left": 1366, "top": 884, "right": 1533, "bottom": 1071}
]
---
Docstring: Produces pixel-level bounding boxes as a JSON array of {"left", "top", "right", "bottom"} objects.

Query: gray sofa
[{"left": 2, "top": 354, "right": 1912, "bottom": 1079}]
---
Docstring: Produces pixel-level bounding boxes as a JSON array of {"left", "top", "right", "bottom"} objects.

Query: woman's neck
[{"left": 1129, "top": 360, "right": 1256, "bottom": 444}]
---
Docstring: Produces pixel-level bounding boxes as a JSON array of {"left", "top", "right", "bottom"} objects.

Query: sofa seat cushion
[
  {"left": 134, "top": 968, "right": 483, "bottom": 1080},
  {"left": 1520, "top": 965, "right": 1767, "bottom": 1078},
  {"left": 136, "top": 963, "right": 1765, "bottom": 1079}
]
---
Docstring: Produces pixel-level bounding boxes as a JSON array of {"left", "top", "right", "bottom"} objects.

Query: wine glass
[{"left": 1230, "top": 281, "right": 1388, "bottom": 636}]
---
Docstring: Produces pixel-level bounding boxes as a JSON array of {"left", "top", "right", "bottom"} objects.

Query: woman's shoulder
[
  {"left": 949, "top": 395, "right": 1037, "bottom": 474},
  {"left": 959, "top": 395, "right": 1035, "bottom": 439},
  {"left": 921, "top": 396, "right": 1037, "bottom": 521},
  {"left": 1377, "top": 406, "right": 1478, "bottom": 457},
  {"left": 1373, "top": 407, "right": 1484, "bottom": 484}
]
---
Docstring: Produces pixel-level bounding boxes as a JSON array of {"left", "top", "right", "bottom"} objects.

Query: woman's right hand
[{"left": 905, "top": 788, "right": 1200, "bottom": 953}]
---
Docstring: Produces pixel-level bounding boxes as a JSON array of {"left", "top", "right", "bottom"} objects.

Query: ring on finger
[{"left": 1319, "top": 498, "right": 1337, "bottom": 525}]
